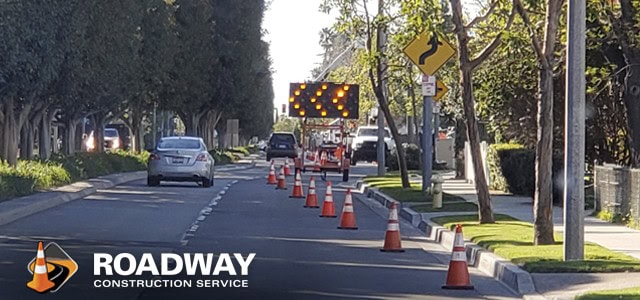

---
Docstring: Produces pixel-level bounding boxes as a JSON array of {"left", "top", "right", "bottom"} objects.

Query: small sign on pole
[{"left": 421, "top": 75, "right": 437, "bottom": 96}]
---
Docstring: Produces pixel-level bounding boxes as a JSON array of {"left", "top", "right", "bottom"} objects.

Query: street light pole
[{"left": 563, "top": 0, "right": 585, "bottom": 261}]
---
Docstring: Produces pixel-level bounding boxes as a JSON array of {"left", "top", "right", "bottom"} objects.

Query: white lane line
[{"left": 219, "top": 190, "right": 226, "bottom": 195}]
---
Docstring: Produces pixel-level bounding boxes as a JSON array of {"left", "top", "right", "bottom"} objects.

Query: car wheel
[
  {"left": 350, "top": 159, "right": 357, "bottom": 166},
  {"left": 147, "top": 176, "right": 160, "bottom": 186},
  {"left": 202, "top": 176, "right": 212, "bottom": 188},
  {"left": 266, "top": 154, "right": 271, "bottom": 162}
]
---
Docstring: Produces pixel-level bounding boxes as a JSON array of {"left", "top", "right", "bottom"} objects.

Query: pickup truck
[{"left": 350, "top": 126, "right": 395, "bottom": 165}]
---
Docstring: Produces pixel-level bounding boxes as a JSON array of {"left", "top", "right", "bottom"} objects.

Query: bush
[
  {"left": 52, "top": 151, "right": 147, "bottom": 180},
  {"left": 229, "top": 146, "right": 250, "bottom": 156},
  {"left": 209, "top": 149, "right": 238, "bottom": 165},
  {"left": 487, "top": 143, "right": 563, "bottom": 202},
  {"left": 0, "top": 151, "right": 148, "bottom": 201},
  {"left": 387, "top": 143, "right": 421, "bottom": 171}
]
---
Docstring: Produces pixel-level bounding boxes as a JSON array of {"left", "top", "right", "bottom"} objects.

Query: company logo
[{"left": 26, "top": 241, "right": 78, "bottom": 293}]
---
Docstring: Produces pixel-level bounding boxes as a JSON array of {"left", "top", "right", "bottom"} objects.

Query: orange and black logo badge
[{"left": 26, "top": 241, "right": 78, "bottom": 293}]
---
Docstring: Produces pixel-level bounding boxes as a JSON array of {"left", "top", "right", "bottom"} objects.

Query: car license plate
[
  {"left": 172, "top": 158, "right": 184, "bottom": 164},
  {"left": 278, "top": 145, "right": 287, "bottom": 149}
]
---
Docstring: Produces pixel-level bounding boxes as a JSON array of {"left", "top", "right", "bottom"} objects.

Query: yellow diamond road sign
[
  {"left": 403, "top": 31, "right": 456, "bottom": 75},
  {"left": 434, "top": 80, "right": 449, "bottom": 101}
]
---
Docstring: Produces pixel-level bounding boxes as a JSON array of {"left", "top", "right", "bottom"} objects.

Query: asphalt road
[{"left": 0, "top": 158, "right": 518, "bottom": 300}]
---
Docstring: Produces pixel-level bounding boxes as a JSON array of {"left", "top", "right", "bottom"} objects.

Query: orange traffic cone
[
  {"left": 442, "top": 224, "right": 473, "bottom": 290},
  {"left": 284, "top": 159, "right": 292, "bottom": 176},
  {"left": 338, "top": 189, "right": 357, "bottom": 230},
  {"left": 275, "top": 166, "right": 287, "bottom": 190},
  {"left": 289, "top": 170, "right": 305, "bottom": 198},
  {"left": 319, "top": 181, "right": 336, "bottom": 218},
  {"left": 320, "top": 151, "right": 327, "bottom": 165},
  {"left": 27, "top": 241, "right": 55, "bottom": 293},
  {"left": 313, "top": 151, "right": 321, "bottom": 172},
  {"left": 380, "top": 202, "right": 404, "bottom": 252},
  {"left": 266, "top": 163, "right": 277, "bottom": 185},
  {"left": 304, "top": 176, "right": 319, "bottom": 208}
]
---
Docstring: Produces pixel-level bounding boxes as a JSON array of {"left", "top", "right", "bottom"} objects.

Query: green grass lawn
[
  {"left": 363, "top": 175, "right": 466, "bottom": 203},
  {"left": 431, "top": 214, "right": 640, "bottom": 273},
  {"left": 412, "top": 202, "right": 478, "bottom": 213},
  {"left": 576, "top": 287, "right": 640, "bottom": 300}
]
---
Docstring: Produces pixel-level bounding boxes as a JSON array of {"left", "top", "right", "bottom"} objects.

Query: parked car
[
  {"left": 266, "top": 132, "right": 298, "bottom": 161},
  {"left": 85, "top": 128, "right": 122, "bottom": 152},
  {"left": 350, "top": 126, "right": 395, "bottom": 165},
  {"left": 147, "top": 136, "right": 215, "bottom": 187}
]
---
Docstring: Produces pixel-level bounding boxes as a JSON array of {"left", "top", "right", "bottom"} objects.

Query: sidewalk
[{"left": 433, "top": 178, "right": 640, "bottom": 299}]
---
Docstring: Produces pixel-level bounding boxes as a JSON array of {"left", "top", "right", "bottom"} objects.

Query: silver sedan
[{"left": 147, "top": 136, "right": 215, "bottom": 187}]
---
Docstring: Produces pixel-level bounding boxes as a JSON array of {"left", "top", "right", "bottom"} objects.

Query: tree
[
  {"left": 597, "top": 0, "right": 640, "bottom": 167},
  {"left": 513, "top": 0, "right": 564, "bottom": 244},
  {"left": 450, "top": 0, "right": 515, "bottom": 223}
]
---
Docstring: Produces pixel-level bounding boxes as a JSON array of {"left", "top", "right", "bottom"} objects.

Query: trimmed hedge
[
  {"left": 388, "top": 143, "right": 421, "bottom": 171},
  {"left": 487, "top": 143, "right": 563, "bottom": 203},
  {"left": 0, "top": 151, "right": 148, "bottom": 201},
  {"left": 487, "top": 144, "right": 534, "bottom": 195}
]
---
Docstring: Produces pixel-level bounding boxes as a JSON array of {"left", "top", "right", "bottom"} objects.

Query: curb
[
  {"left": 0, "top": 171, "right": 146, "bottom": 227},
  {"left": 355, "top": 180, "right": 543, "bottom": 298}
]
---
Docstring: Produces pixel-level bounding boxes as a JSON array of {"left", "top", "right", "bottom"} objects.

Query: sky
[{"left": 262, "top": 0, "right": 337, "bottom": 112}]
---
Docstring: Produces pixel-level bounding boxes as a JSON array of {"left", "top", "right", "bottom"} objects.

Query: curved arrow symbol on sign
[{"left": 418, "top": 34, "right": 443, "bottom": 65}]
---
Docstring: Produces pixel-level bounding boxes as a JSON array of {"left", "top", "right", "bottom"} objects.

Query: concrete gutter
[
  {"left": 354, "top": 180, "right": 545, "bottom": 299},
  {"left": 0, "top": 161, "right": 257, "bottom": 227},
  {"left": 0, "top": 171, "right": 146, "bottom": 226}
]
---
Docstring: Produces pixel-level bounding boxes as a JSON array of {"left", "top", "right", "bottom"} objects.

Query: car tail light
[
  {"left": 149, "top": 154, "right": 160, "bottom": 161},
  {"left": 196, "top": 154, "right": 208, "bottom": 161}
]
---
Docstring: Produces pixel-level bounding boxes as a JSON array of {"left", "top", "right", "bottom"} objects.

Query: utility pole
[
  {"left": 376, "top": 0, "right": 387, "bottom": 176},
  {"left": 563, "top": 0, "right": 585, "bottom": 261},
  {"left": 422, "top": 82, "right": 433, "bottom": 193}
]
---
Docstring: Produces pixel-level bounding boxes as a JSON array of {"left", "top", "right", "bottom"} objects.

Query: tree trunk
[
  {"left": 64, "top": 119, "right": 77, "bottom": 156},
  {"left": 20, "top": 121, "right": 35, "bottom": 160},
  {"left": 3, "top": 99, "right": 20, "bottom": 166},
  {"left": 624, "top": 64, "right": 640, "bottom": 167},
  {"left": 378, "top": 98, "right": 411, "bottom": 188},
  {"left": 95, "top": 114, "right": 106, "bottom": 153},
  {"left": 461, "top": 69, "right": 495, "bottom": 223},
  {"left": 534, "top": 68, "right": 555, "bottom": 244},
  {"left": 40, "top": 113, "right": 52, "bottom": 159}
]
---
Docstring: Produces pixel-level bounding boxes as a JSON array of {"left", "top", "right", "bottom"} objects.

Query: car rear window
[
  {"left": 158, "top": 139, "right": 201, "bottom": 149},
  {"left": 270, "top": 134, "right": 295, "bottom": 144},
  {"left": 104, "top": 129, "right": 119, "bottom": 137}
]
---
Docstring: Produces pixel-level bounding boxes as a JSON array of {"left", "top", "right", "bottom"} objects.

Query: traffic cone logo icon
[
  {"left": 338, "top": 189, "right": 358, "bottom": 230},
  {"left": 266, "top": 163, "right": 277, "bottom": 185},
  {"left": 289, "top": 170, "right": 305, "bottom": 198},
  {"left": 275, "top": 166, "right": 287, "bottom": 190},
  {"left": 304, "top": 176, "right": 319, "bottom": 208},
  {"left": 26, "top": 241, "right": 78, "bottom": 294},
  {"left": 319, "top": 181, "right": 337, "bottom": 218},
  {"left": 442, "top": 224, "right": 473, "bottom": 290},
  {"left": 381, "top": 202, "right": 404, "bottom": 252},
  {"left": 284, "top": 159, "right": 292, "bottom": 176},
  {"left": 27, "top": 242, "right": 55, "bottom": 293}
]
